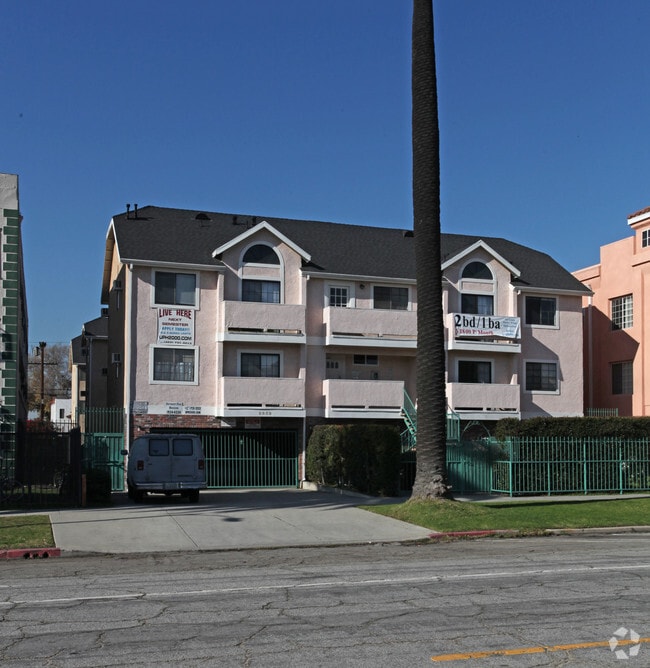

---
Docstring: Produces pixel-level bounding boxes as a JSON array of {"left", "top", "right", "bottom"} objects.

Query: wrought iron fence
[{"left": 492, "top": 437, "right": 650, "bottom": 496}]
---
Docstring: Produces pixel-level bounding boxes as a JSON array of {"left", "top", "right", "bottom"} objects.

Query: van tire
[{"left": 189, "top": 490, "right": 200, "bottom": 503}]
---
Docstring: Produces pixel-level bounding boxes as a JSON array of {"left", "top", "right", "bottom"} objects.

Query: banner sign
[
  {"left": 453, "top": 314, "right": 520, "bottom": 339},
  {"left": 157, "top": 308, "right": 194, "bottom": 345}
]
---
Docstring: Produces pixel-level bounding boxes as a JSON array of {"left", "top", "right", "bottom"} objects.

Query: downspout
[
  {"left": 124, "top": 265, "right": 133, "bottom": 452},
  {"left": 587, "top": 292, "right": 593, "bottom": 411}
]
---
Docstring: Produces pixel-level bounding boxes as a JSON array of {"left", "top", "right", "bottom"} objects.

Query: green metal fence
[
  {"left": 200, "top": 430, "right": 299, "bottom": 488},
  {"left": 492, "top": 437, "right": 650, "bottom": 496},
  {"left": 82, "top": 433, "right": 126, "bottom": 492}
]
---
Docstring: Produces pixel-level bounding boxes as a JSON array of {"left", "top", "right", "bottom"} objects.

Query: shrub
[{"left": 306, "top": 424, "right": 401, "bottom": 496}]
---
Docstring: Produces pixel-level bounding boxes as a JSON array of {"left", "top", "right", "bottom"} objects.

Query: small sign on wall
[{"left": 157, "top": 308, "right": 194, "bottom": 345}]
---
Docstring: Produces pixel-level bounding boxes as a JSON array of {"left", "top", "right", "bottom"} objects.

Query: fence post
[{"left": 69, "top": 428, "right": 82, "bottom": 507}]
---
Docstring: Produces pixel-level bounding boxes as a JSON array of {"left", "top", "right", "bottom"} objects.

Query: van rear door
[{"left": 171, "top": 436, "right": 201, "bottom": 482}]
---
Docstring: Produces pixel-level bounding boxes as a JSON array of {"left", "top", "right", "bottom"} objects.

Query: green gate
[
  {"left": 82, "top": 433, "right": 125, "bottom": 491},
  {"left": 446, "top": 440, "right": 500, "bottom": 494},
  {"left": 200, "top": 430, "right": 299, "bottom": 488}
]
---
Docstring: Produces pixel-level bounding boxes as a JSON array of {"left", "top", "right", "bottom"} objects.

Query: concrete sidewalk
[{"left": 48, "top": 489, "right": 431, "bottom": 554}]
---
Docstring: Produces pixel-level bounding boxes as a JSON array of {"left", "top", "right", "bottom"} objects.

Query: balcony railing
[
  {"left": 219, "top": 301, "right": 306, "bottom": 342},
  {"left": 323, "top": 378, "right": 404, "bottom": 417},
  {"left": 324, "top": 306, "right": 417, "bottom": 348},
  {"left": 446, "top": 382, "right": 520, "bottom": 417},
  {"left": 220, "top": 377, "right": 305, "bottom": 416}
]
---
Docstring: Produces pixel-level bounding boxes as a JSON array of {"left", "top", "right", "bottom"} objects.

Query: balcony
[
  {"left": 446, "top": 313, "right": 521, "bottom": 353},
  {"left": 446, "top": 382, "right": 520, "bottom": 420},
  {"left": 323, "top": 378, "right": 404, "bottom": 419},
  {"left": 219, "top": 301, "right": 306, "bottom": 344},
  {"left": 220, "top": 376, "right": 305, "bottom": 417},
  {"left": 324, "top": 306, "right": 417, "bottom": 349}
]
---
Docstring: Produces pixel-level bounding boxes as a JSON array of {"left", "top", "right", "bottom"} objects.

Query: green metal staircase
[{"left": 401, "top": 390, "right": 460, "bottom": 452}]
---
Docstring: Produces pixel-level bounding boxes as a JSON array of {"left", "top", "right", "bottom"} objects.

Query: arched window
[
  {"left": 462, "top": 261, "right": 492, "bottom": 280},
  {"left": 242, "top": 244, "right": 279, "bottom": 265}
]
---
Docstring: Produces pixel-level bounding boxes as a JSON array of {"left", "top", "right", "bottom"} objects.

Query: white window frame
[
  {"left": 611, "top": 294, "right": 633, "bottom": 330},
  {"left": 524, "top": 359, "right": 559, "bottom": 394},
  {"left": 326, "top": 283, "right": 353, "bottom": 308},
  {"left": 151, "top": 269, "right": 199, "bottom": 309},
  {"left": 643, "top": 230, "right": 650, "bottom": 248},
  {"left": 241, "top": 243, "right": 281, "bottom": 266},
  {"left": 149, "top": 345, "right": 199, "bottom": 385}
]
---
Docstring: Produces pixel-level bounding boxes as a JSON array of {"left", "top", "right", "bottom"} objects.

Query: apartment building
[
  {"left": 574, "top": 206, "right": 650, "bottom": 416},
  {"left": 0, "top": 173, "right": 29, "bottom": 432},
  {"left": 100, "top": 206, "right": 588, "bottom": 484}
]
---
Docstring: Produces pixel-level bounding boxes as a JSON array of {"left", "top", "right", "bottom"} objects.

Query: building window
[
  {"left": 240, "top": 353, "right": 280, "bottom": 377},
  {"left": 153, "top": 347, "right": 195, "bottom": 382},
  {"left": 374, "top": 286, "right": 408, "bottom": 311},
  {"left": 353, "top": 354, "right": 378, "bottom": 366},
  {"left": 525, "top": 296, "right": 557, "bottom": 326},
  {"left": 458, "top": 360, "right": 492, "bottom": 383},
  {"left": 243, "top": 244, "right": 279, "bottom": 264},
  {"left": 643, "top": 230, "right": 650, "bottom": 248},
  {"left": 242, "top": 279, "right": 281, "bottom": 303},
  {"left": 329, "top": 286, "right": 349, "bottom": 307},
  {"left": 154, "top": 272, "right": 196, "bottom": 306},
  {"left": 611, "top": 295, "right": 633, "bottom": 330},
  {"left": 612, "top": 361, "right": 633, "bottom": 395},
  {"left": 525, "top": 361, "right": 558, "bottom": 392},
  {"left": 462, "top": 261, "right": 492, "bottom": 280},
  {"left": 461, "top": 294, "right": 494, "bottom": 315}
]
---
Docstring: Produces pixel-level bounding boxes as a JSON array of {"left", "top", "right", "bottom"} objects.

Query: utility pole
[{"left": 38, "top": 342, "right": 46, "bottom": 422}]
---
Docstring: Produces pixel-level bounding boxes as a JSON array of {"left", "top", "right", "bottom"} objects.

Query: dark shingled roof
[{"left": 109, "top": 206, "right": 589, "bottom": 294}]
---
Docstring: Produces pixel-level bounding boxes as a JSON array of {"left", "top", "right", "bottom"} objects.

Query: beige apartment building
[{"left": 89, "top": 205, "right": 588, "bottom": 486}]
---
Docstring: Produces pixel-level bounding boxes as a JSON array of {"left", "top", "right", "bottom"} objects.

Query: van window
[
  {"left": 173, "top": 438, "right": 194, "bottom": 456},
  {"left": 149, "top": 438, "right": 170, "bottom": 456}
]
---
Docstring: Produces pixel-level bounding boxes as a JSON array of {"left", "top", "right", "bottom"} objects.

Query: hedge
[{"left": 305, "top": 424, "right": 401, "bottom": 496}]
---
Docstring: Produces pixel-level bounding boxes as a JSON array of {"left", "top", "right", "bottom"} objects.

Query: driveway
[{"left": 49, "top": 489, "right": 431, "bottom": 554}]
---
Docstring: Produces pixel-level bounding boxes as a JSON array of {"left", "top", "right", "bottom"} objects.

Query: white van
[{"left": 125, "top": 433, "right": 207, "bottom": 503}]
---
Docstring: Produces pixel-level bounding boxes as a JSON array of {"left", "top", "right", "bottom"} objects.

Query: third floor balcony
[
  {"left": 324, "top": 306, "right": 417, "bottom": 349},
  {"left": 219, "top": 300, "right": 306, "bottom": 344}
]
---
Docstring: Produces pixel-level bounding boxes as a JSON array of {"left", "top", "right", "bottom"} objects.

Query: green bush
[
  {"left": 494, "top": 416, "right": 650, "bottom": 441},
  {"left": 305, "top": 424, "right": 401, "bottom": 496}
]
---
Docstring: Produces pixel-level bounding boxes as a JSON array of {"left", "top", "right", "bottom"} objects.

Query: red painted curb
[{"left": 0, "top": 548, "right": 61, "bottom": 560}]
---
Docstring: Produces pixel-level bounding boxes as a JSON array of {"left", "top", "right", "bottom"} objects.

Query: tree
[
  {"left": 410, "top": 0, "right": 451, "bottom": 499},
  {"left": 27, "top": 343, "right": 71, "bottom": 417}
]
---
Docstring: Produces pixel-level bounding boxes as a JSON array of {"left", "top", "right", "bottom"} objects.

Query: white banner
[
  {"left": 453, "top": 314, "right": 520, "bottom": 339},
  {"left": 157, "top": 308, "right": 195, "bottom": 345}
]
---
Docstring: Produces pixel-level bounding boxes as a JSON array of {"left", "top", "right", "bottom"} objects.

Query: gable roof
[{"left": 105, "top": 205, "right": 590, "bottom": 295}]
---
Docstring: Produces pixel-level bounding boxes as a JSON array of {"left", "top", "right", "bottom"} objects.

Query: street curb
[
  {"left": 429, "top": 530, "right": 520, "bottom": 539},
  {"left": 0, "top": 548, "right": 61, "bottom": 560}
]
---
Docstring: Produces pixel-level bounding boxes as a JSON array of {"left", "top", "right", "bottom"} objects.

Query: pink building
[
  {"left": 97, "top": 206, "right": 588, "bottom": 486},
  {"left": 573, "top": 206, "right": 650, "bottom": 416}
]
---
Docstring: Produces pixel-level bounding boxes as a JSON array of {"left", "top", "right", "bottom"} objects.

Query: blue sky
[{"left": 4, "top": 0, "right": 650, "bottom": 345}]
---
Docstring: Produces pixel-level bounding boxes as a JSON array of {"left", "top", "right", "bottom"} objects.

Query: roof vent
[
  {"left": 195, "top": 212, "right": 210, "bottom": 220},
  {"left": 403, "top": 230, "right": 414, "bottom": 238}
]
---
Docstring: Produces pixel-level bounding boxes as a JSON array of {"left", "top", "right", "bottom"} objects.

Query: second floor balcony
[
  {"left": 446, "top": 381, "right": 520, "bottom": 420},
  {"left": 324, "top": 306, "right": 417, "bottom": 349},
  {"left": 323, "top": 378, "right": 404, "bottom": 419},
  {"left": 220, "top": 376, "right": 305, "bottom": 417},
  {"left": 446, "top": 313, "right": 521, "bottom": 353},
  {"left": 219, "top": 301, "right": 306, "bottom": 344}
]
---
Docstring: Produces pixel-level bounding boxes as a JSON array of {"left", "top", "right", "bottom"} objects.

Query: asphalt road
[{"left": 1, "top": 533, "right": 649, "bottom": 666}]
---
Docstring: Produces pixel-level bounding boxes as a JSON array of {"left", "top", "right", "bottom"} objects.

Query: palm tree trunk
[{"left": 410, "top": 0, "right": 451, "bottom": 499}]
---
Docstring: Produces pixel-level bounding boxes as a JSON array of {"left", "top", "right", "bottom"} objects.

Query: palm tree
[{"left": 410, "top": 0, "right": 451, "bottom": 499}]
